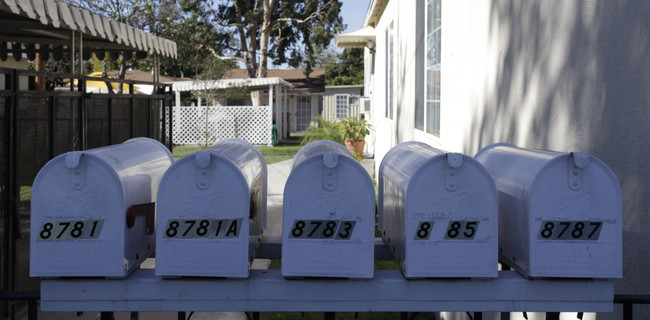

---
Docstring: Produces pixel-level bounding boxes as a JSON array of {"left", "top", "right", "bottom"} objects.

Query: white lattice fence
[{"left": 173, "top": 106, "right": 272, "bottom": 146}]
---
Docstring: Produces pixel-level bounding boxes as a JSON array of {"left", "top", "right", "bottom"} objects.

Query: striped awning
[
  {"left": 0, "top": 0, "right": 177, "bottom": 58},
  {"left": 172, "top": 77, "right": 292, "bottom": 92}
]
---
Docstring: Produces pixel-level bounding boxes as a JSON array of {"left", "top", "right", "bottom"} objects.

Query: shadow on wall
[{"left": 465, "top": 1, "right": 650, "bottom": 319}]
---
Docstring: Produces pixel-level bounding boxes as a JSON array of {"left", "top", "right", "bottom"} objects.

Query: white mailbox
[
  {"left": 282, "top": 140, "right": 375, "bottom": 278},
  {"left": 475, "top": 143, "right": 622, "bottom": 278},
  {"left": 30, "top": 138, "right": 174, "bottom": 278},
  {"left": 155, "top": 138, "right": 266, "bottom": 278},
  {"left": 378, "top": 142, "right": 498, "bottom": 278}
]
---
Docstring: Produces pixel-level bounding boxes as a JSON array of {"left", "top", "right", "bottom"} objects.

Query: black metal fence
[{"left": 0, "top": 67, "right": 172, "bottom": 319}]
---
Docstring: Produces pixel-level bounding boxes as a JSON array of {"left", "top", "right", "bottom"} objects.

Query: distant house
[
  {"left": 322, "top": 85, "right": 364, "bottom": 122},
  {"left": 220, "top": 69, "right": 325, "bottom": 133},
  {"left": 220, "top": 69, "right": 365, "bottom": 133}
]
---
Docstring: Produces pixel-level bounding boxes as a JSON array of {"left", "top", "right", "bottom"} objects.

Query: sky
[{"left": 340, "top": 0, "right": 371, "bottom": 31}]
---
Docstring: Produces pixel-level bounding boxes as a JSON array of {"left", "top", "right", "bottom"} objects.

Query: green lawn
[{"left": 172, "top": 142, "right": 302, "bottom": 164}]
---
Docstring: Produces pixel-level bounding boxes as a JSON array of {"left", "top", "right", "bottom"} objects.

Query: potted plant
[{"left": 340, "top": 117, "right": 371, "bottom": 160}]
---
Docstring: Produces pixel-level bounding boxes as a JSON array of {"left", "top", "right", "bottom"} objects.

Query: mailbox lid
[
  {"left": 378, "top": 141, "right": 445, "bottom": 229},
  {"left": 474, "top": 143, "right": 560, "bottom": 198},
  {"left": 85, "top": 137, "right": 174, "bottom": 206},
  {"left": 208, "top": 138, "right": 267, "bottom": 224},
  {"left": 290, "top": 139, "right": 353, "bottom": 170},
  {"left": 82, "top": 137, "right": 174, "bottom": 175}
]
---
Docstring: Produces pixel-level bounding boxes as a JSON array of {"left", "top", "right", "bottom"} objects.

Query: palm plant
[{"left": 300, "top": 116, "right": 345, "bottom": 145}]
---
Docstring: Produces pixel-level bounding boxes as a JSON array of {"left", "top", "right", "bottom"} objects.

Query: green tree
[
  {"left": 325, "top": 47, "right": 364, "bottom": 86},
  {"left": 181, "top": 0, "right": 344, "bottom": 105},
  {"left": 62, "top": 0, "right": 233, "bottom": 81}
]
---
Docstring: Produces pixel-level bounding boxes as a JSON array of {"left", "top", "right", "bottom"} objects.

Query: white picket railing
[{"left": 172, "top": 105, "right": 272, "bottom": 146}]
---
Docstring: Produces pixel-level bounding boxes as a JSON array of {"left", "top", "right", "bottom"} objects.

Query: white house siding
[
  {"left": 322, "top": 86, "right": 364, "bottom": 122},
  {"left": 365, "top": 1, "right": 650, "bottom": 319}
]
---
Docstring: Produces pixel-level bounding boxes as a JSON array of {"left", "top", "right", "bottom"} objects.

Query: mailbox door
[
  {"left": 282, "top": 153, "right": 375, "bottom": 278},
  {"left": 156, "top": 154, "right": 251, "bottom": 278},
  {"left": 404, "top": 156, "right": 498, "bottom": 278},
  {"left": 529, "top": 156, "right": 622, "bottom": 278},
  {"left": 30, "top": 156, "right": 125, "bottom": 277}
]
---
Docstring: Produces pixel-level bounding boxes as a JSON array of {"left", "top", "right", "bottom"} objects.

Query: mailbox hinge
[
  {"left": 568, "top": 152, "right": 589, "bottom": 191},
  {"left": 322, "top": 152, "right": 338, "bottom": 191},
  {"left": 195, "top": 151, "right": 212, "bottom": 190},
  {"left": 65, "top": 151, "right": 86, "bottom": 190},
  {"left": 445, "top": 153, "right": 463, "bottom": 192}
]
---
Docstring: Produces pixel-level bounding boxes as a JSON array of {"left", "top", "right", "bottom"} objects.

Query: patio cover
[
  {"left": 172, "top": 77, "right": 292, "bottom": 92},
  {"left": 334, "top": 26, "right": 376, "bottom": 48},
  {"left": 0, "top": 0, "right": 176, "bottom": 58}
]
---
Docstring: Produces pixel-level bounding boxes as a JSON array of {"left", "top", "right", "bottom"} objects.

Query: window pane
[
  {"left": 433, "top": 0, "right": 441, "bottom": 30},
  {"left": 426, "top": 101, "right": 440, "bottom": 136},
  {"left": 422, "top": 0, "right": 441, "bottom": 137},
  {"left": 336, "top": 95, "right": 349, "bottom": 118},
  {"left": 427, "top": 0, "right": 434, "bottom": 34},
  {"left": 296, "top": 96, "right": 312, "bottom": 132}
]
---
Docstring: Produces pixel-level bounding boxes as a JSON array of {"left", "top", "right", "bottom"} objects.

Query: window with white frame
[
  {"left": 385, "top": 21, "right": 394, "bottom": 120},
  {"left": 336, "top": 94, "right": 349, "bottom": 118},
  {"left": 416, "top": 0, "right": 441, "bottom": 136},
  {"left": 296, "top": 96, "right": 312, "bottom": 132}
]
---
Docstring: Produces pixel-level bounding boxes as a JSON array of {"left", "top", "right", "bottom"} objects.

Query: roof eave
[{"left": 363, "top": 0, "right": 389, "bottom": 28}]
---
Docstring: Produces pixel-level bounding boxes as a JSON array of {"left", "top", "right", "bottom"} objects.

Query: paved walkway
[{"left": 265, "top": 159, "right": 292, "bottom": 237}]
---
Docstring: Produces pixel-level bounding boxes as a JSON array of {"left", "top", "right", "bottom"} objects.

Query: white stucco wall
[
  {"left": 365, "top": 0, "right": 650, "bottom": 318},
  {"left": 443, "top": 1, "right": 650, "bottom": 319},
  {"left": 371, "top": 0, "right": 437, "bottom": 168}
]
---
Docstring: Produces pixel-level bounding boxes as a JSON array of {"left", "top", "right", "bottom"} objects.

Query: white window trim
[
  {"left": 335, "top": 94, "right": 350, "bottom": 119},
  {"left": 385, "top": 21, "right": 394, "bottom": 120}
]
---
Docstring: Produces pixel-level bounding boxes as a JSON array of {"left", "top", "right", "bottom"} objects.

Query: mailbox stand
[{"left": 40, "top": 237, "right": 614, "bottom": 313}]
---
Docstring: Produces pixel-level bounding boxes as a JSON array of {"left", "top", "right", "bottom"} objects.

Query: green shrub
[
  {"left": 340, "top": 117, "right": 371, "bottom": 141},
  {"left": 300, "top": 116, "right": 345, "bottom": 145}
]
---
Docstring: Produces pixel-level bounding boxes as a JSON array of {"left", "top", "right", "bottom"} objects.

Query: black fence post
[
  {"left": 4, "top": 68, "right": 19, "bottom": 319},
  {"left": 48, "top": 94, "right": 55, "bottom": 158},
  {"left": 623, "top": 303, "right": 633, "bottom": 320},
  {"left": 28, "top": 298, "right": 37, "bottom": 320},
  {"left": 79, "top": 75, "right": 86, "bottom": 150}
]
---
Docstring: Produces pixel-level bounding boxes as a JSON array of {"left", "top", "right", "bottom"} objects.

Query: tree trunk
[
  {"left": 34, "top": 44, "right": 47, "bottom": 91},
  {"left": 249, "top": 0, "right": 277, "bottom": 106},
  {"left": 118, "top": 52, "right": 127, "bottom": 94}
]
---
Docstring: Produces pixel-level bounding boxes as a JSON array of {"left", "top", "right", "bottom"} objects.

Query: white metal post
[
  {"left": 269, "top": 84, "right": 275, "bottom": 145},
  {"left": 282, "top": 87, "right": 291, "bottom": 138}
]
